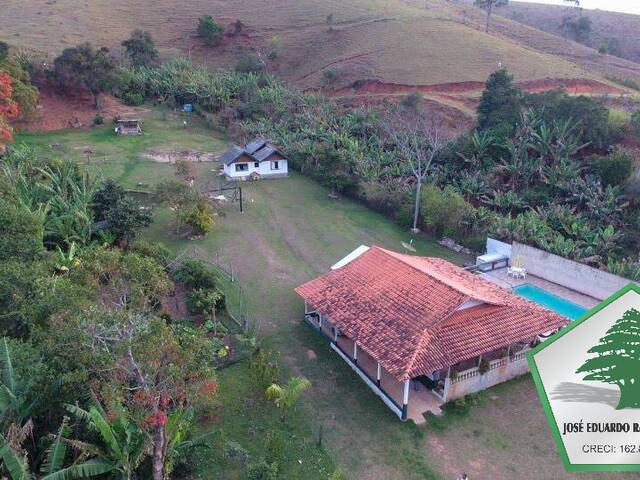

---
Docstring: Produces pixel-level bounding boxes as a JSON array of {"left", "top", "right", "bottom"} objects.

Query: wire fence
[{"left": 169, "top": 245, "right": 258, "bottom": 335}]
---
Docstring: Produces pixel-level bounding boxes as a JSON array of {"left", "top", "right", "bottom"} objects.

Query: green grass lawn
[{"left": 15, "top": 106, "right": 226, "bottom": 189}]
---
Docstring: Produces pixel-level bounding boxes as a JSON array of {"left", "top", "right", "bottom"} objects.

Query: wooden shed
[{"left": 115, "top": 119, "right": 142, "bottom": 136}]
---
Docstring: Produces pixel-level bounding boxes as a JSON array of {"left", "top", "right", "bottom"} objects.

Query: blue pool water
[{"left": 513, "top": 283, "right": 588, "bottom": 321}]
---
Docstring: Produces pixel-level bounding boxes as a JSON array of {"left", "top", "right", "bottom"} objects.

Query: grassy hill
[
  {"left": 448, "top": 0, "right": 640, "bottom": 85},
  {"left": 2, "top": 0, "right": 633, "bottom": 93},
  {"left": 495, "top": 1, "right": 640, "bottom": 65}
]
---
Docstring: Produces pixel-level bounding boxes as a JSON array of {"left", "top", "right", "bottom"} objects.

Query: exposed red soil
[
  {"left": 16, "top": 90, "right": 145, "bottom": 132},
  {"left": 328, "top": 77, "right": 626, "bottom": 98},
  {"left": 324, "top": 77, "right": 627, "bottom": 121},
  {"left": 519, "top": 78, "right": 627, "bottom": 95},
  {"left": 335, "top": 94, "right": 474, "bottom": 138}
]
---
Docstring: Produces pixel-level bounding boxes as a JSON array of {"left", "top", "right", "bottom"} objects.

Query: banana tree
[{"left": 50, "top": 404, "right": 149, "bottom": 480}]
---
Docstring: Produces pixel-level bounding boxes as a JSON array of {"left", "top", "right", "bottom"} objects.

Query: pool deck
[{"left": 481, "top": 268, "right": 600, "bottom": 309}]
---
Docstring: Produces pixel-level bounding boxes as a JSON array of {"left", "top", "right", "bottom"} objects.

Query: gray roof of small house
[
  {"left": 245, "top": 137, "right": 267, "bottom": 155},
  {"left": 220, "top": 145, "right": 246, "bottom": 165},
  {"left": 220, "top": 139, "right": 286, "bottom": 166},
  {"left": 253, "top": 145, "right": 280, "bottom": 162}
]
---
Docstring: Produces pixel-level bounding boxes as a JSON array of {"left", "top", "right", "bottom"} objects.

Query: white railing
[{"left": 450, "top": 348, "right": 531, "bottom": 385}]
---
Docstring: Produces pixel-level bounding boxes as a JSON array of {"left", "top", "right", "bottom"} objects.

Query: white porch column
[
  {"left": 401, "top": 379, "right": 410, "bottom": 421},
  {"left": 318, "top": 314, "right": 323, "bottom": 331},
  {"left": 304, "top": 301, "right": 309, "bottom": 314},
  {"left": 333, "top": 327, "right": 338, "bottom": 343},
  {"left": 353, "top": 342, "right": 358, "bottom": 364},
  {"left": 376, "top": 362, "right": 381, "bottom": 387}
]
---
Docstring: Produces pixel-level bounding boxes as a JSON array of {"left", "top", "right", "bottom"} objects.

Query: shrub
[
  {"left": 186, "top": 287, "right": 224, "bottom": 315},
  {"left": 122, "top": 29, "right": 158, "bottom": 67},
  {"left": 93, "top": 113, "right": 104, "bottom": 125},
  {"left": 130, "top": 240, "right": 172, "bottom": 266},
  {"left": 589, "top": 149, "right": 634, "bottom": 187},
  {"left": 173, "top": 258, "right": 217, "bottom": 290},
  {"left": 401, "top": 92, "right": 423, "bottom": 109},
  {"left": 0, "top": 41, "right": 8, "bottom": 61},
  {"left": 249, "top": 349, "right": 280, "bottom": 390},
  {"left": 265, "top": 431, "right": 286, "bottom": 463},
  {"left": 631, "top": 110, "right": 640, "bottom": 135},
  {"left": 524, "top": 90, "right": 613, "bottom": 147},
  {"left": 246, "top": 459, "right": 278, "bottom": 480},
  {"left": 197, "top": 15, "right": 224, "bottom": 46},
  {"left": 185, "top": 201, "right": 215, "bottom": 235},
  {"left": 322, "top": 68, "right": 338, "bottom": 84},
  {"left": 420, "top": 184, "right": 476, "bottom": 241},
  {"left": 235, "top": 54, "right": 265, "bottom": 74},
  {"left": 608, "top": 109, "right": 629, "bottom": 139},
  {"left": 122, "top": 91, "right": 145, "bottom": 106}
]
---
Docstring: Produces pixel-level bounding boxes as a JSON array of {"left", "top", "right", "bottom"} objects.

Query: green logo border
[{"left": 527, "top": 283, "right": 640, "bottom": 472}]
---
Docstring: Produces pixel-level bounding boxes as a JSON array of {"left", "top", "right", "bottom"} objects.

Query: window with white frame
[
  {"left": 271, "top": 160, "right": 280, "bottom": 170},
  {"left": 235, "top": 163, "right": 248, "bottom": 172}
]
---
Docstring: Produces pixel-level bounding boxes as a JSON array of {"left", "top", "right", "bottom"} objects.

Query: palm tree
[{"left": 265, "top": 376, "right": 311, "bottom": 422}]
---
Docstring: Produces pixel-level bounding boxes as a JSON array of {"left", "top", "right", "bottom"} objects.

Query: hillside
[
  {"left": 495, "top": 1, "right": 640, "bottom": 65},
  {"left": 1, "top": 0, "right": 634, "bottom": 91}
]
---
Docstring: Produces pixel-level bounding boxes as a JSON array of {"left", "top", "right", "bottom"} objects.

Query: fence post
[{"left": 229, "top": 261, "right": 234, "bottom": 282}]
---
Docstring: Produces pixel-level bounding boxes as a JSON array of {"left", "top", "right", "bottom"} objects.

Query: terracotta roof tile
[{"left": 295, "top": 246, "right": 568, "bottom": 381}]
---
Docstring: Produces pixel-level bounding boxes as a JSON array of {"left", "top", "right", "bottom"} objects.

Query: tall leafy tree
[
  {"left": 53, "top": 43, "right": 116, "bottom": 108},
  {"left": 153, "top": 179, "right": 198, "bottom": 234},
  {"left": 122, "top": 30, "right": 159, "bottom": 67},
  {"left": 576, "top": 308, "right": 640, "bottom": 409},
  {"left": 474, "top": 0, "right": 508, "bottom": 33},
  {"left": 105, "top": 196, "right": 152, "bottom": 247},
  {"left": 477, "top": 68, "right": 522, "bottom": 133}
]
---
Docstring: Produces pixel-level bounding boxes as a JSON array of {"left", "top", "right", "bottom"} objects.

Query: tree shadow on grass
[{"left": 550, "top": 382, "right": 620, "bottom": 408}]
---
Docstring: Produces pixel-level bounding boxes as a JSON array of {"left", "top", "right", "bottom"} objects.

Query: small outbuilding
[
  {"left": 220, "top": 137, "right": 288, "bottom": 180},
  {"left": 115, "top": 118, "right": 143, "bottom": 136}
]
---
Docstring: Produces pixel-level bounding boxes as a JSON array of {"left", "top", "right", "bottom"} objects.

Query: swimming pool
[{"left": 513, "top": 283, "right": 588, "bottom": 321}]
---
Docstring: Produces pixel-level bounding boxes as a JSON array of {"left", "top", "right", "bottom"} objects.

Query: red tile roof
[{"left": 295, "top": 246, "right": 568, "bottom": 381}]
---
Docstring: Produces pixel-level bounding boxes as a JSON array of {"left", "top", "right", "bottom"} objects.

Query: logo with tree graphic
[{"left": 576, "top": 308, "right": 640, "bottom": 410}]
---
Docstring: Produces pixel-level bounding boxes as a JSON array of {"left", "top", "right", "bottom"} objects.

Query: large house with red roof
[{"left": 295, "top": 245, "right": 568, "bottom": 422}]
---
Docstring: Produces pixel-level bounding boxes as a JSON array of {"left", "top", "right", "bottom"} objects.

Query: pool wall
[{"left": 511, "top": 241, "right": 633, "bottom": 300}]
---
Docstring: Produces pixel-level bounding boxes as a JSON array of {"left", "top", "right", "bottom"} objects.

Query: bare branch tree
[{"left": 385, "top": 112, "right": 443, "bottom": 233}]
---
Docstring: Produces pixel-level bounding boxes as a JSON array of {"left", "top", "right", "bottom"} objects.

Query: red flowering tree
[
  {"left": 81, "top": 313, "right": 218, "bottom": 480},
  {"left": 0, "top": 71, "right": 19, "bottom": 148}
]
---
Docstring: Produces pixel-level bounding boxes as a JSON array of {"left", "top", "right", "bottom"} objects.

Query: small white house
[{"left": 220, "top": 138, "right": 288, "bottom": 180}]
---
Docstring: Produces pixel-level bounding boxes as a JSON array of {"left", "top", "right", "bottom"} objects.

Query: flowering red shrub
[{"left": 0, "top": 72, "right": 19, "bottom": 146}]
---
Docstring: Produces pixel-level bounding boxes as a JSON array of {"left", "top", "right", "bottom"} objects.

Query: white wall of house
[{"left": 223, "top": 158, "right": 288, "bottom": 180}]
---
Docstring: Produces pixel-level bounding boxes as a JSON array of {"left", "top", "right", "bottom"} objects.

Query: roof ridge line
[{"left": 375, "top": 246, "right": 507, "bottom": 307}]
